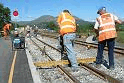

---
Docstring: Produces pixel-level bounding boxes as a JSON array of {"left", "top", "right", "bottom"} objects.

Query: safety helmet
[{"left": 97, "top": 7, "right": 106, "bottom": 14}]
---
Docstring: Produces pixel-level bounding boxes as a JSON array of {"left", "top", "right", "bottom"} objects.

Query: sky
[{"left": 1, "top": 0, "right": 124, "bottom": 22}]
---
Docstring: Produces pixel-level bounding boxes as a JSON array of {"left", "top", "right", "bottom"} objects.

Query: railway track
[
  {"left": 40, "top": 33, "right": 124, "bottom": 55},
  {"left": 26, "top": 38, "right": 71, "bottom": 83},
  {"left": 28, "top": 36, "right": 122, "bottom": 83},
  {"left": 29, "top": 38, "right": 80, "bottom": 83}
]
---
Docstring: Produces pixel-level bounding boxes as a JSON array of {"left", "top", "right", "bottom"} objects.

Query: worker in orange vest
[
  {"left": 3, "top": 22, "right": 11, "bottom": 39},
  {"left": 94, "top": 7, "right": 122, "bottom": 70},
  {"left": 57, "top": 10, "right": 78, "bottom": 71}
]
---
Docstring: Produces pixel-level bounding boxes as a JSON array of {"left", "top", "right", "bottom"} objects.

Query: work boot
[
  {"left": 102, "top": 59, "right": 109, "bottom": 69},
  {"left": 93, "top": 61, "right": 101, "bottom": 69}
]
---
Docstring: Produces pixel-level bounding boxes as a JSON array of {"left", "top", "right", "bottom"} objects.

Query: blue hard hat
[{"left": 97, "top": 7, "right": 106, "bottom": 14}]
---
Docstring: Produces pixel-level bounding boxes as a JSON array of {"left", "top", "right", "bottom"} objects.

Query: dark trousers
[{"left": 96, "top": 38, "right": 115, "bottom": 67}]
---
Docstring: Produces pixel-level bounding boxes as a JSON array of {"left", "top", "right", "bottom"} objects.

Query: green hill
[
  {"left": 31, "top": 15, "right": 55, "bottom": 23},
  {"left": 17, "top": 21, "right": 30, "bottom": 25},
  {"left": 17, "top": 15, "right": 94, "bottom": 27}
]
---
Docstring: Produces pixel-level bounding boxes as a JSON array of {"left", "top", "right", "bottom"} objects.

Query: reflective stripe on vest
[
  {"left": 61, "top": 19, "right": 75, "bottom": 24},
  {"left": 61, "top": 12, "right": 75, "bottom": 29},
  {"left": 98, "top": 30, "right": 117, "bottom": 41},
  {"left": 60, "top": 12, "right": 76, "bottom": 35},
  {"left": 99, "top": 28, "right": 116, "bottom": 34},
  {"left": 99, "top": 22, "right": 115, "bottom": 27},
  {"left": 61, "top": 25, "right": 75, "bottom": 29},
  {"left": 98, "top": 13, "right": 117, "bottom": 41},
  {"left": 61, "top": 13, "right": 75, "bottom": 24}
]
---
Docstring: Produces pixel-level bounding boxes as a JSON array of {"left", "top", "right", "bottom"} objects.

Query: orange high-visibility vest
[
  {"left": 3, "top": 24, "right": 10, "bottom": 37},
  {"left": 57, "top": 12, "right": 76, "bottom": 35},
  {"left": 97, "top": 13, "right": 117, "bottom": 42}
]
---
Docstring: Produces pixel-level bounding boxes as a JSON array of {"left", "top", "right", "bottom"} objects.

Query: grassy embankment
[{"left": 116, "top": 31, "right": 124, "bottom": 43}]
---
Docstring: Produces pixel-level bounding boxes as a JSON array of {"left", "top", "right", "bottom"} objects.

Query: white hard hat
[{"left": 97, "top": 7, "right": 106, "bottom": 14}]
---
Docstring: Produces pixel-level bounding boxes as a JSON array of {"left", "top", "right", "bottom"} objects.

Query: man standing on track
[
  {"left": 94, "top": 7, "right": 122, "bottom": 70},
  {"left": 57, "top": 10, "right": 78, "bottom": 71}
]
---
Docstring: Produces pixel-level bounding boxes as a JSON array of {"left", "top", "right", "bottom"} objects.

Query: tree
[
  {"left": 3, "top": 7, "right": 11, "bottom": 22},
  {"left": 47, "top": 21, "right": 55, "bottom": 29},
  {"left": 47, "top": 21, "right": 59, "bottom": 31},
  {"left": 0, "top": 3, "right": 4, "bottom": 30},
  {"left": 0, "top": 3, "right": 11, "bottom": 30},
  {"left": 116, "top": 24, "right": 124, "bottom": 31}
]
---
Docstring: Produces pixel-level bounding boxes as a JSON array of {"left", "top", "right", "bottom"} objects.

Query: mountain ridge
[{"left": 17, "top": 15, "right": 94, "bottom": 27}]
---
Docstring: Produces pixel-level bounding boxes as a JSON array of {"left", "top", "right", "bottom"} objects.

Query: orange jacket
[
  {"left": 57, "top": 12, "right": 76, "bottom": 35},
  {"left": 97, "top": 13, "right": 117, "bottom": 41},
  {"left": 4, "top": 24, "right": 10, "bottom": 31},
  {"left": 3, "top": 24, "right": 10, "bottom": 37}
]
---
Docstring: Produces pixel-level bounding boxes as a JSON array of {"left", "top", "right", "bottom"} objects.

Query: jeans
[
  {"left": 96, "top": 38, "right": 115, "bottom": 67},
  {"left": 63, "top": 33, "right": 78, "bottom": 68}
]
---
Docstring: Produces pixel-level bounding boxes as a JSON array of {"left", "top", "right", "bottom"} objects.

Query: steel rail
[
  {"left": 74, "top": 41, "right": 124, "bottom": 55},
  {"left": 30, "top": 38, "right": 81, "bottom": 83},
  {"left": 35, "top": 36, "right": 123, "bottom": 83},
  {"left": 80, "top": 63, "right": 122, "bottom": 83},
  {"left": 76, "top": 40, "right": 124, "bottom": 50},
  {"left": 40, "top": 34, "right": 124, "bottom": 55}
]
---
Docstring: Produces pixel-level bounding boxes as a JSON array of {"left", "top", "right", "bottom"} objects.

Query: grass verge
[{"left": 116, "top": 31, "right": 124, "bottom": 43}]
